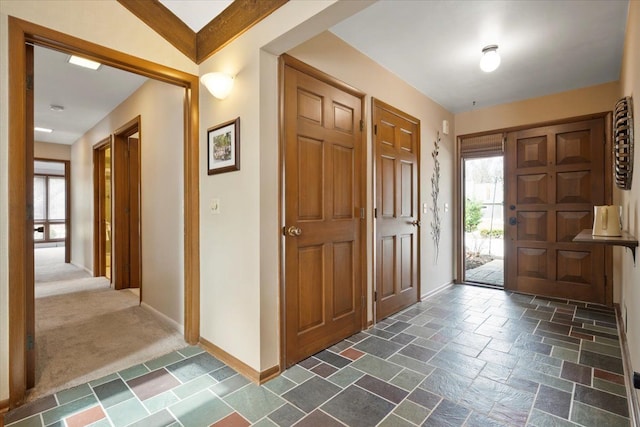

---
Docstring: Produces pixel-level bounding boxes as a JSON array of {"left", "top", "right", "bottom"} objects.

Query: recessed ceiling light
[
  {"left": 50, "top": 104, "right": 65, "bottom": 112},
  {"left": 34, "top": 127, "right": 53, "bottom": 133},
  {"left": 68, "top": 55, "right": 102, "bottom": 70}
]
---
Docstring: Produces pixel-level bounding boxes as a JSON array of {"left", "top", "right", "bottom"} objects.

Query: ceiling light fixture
[
  {"left": 480, "top": 45, "right": 501, "bottom": 72},
  {"left": 50, "top": 104, "right": 65, "bottom": 112},
  {"left": 35, "top": 127, "right": 53, "bottom": 133},
  {"left": 201, "top": 72, "right": 235, "bottom": 100},
  {"left": 68, "top": 55, "right": 102, "bottom": 70}
]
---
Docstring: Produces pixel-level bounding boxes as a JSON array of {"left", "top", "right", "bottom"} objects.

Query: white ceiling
[
  {"left": 34, "top": 46, "right": 147, "bottom": 145},
  {"left": 331, "top": 0, "right": 629, "bottom": 113},
  {"left": 34, "top": 0, "right": 630, "bottom": 146},
  {"left": 159, "top": 0, "right": 233, "bottom": 32}
]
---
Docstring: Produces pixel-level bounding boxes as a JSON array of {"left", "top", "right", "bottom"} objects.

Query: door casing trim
[{"left": 8, "top": 16, "right": 200, "bottom": 407}]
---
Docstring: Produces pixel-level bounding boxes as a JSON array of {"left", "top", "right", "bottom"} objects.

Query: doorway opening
[
  {"left": 463, "top": 156, "right": 504, "bottom": 287},
  {"left": 8, "top": 17, "right": 200, "bottom": 407},
  {"left": 94, "top": 139, "right": 112, "bottom": 281}
]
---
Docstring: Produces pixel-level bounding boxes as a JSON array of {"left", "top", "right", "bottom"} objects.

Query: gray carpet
[{"left": 30, "top": 247, "right": 187, "bottom": 402}]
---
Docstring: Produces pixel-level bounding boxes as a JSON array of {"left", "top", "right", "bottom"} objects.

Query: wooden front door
[
  {"left": 282, "top": 56, "right": 365, "bottom": 367},
  {"left": 373, "top": 99, "right": 420, "bottom": 320},
  {"left": 505, "top": 117, "right": 608, "bottom": 304}
]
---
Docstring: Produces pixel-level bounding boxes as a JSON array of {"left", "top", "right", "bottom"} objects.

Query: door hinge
[
  {"left": 360, "top": 120, "right": 364, "bottom": 131},
  {"left": 27, "top": 334, "right": 34, "bottom": 351},
  {"left": 361, "top": 295, "right": 365, "bottom": 308},
  {"left": 374, "top": 208, "right": 377, "bottom": 218},
  {"left": 360, "top": 207, "right": 365, "bottom": 219},
  {"left": 26, "top": 74, "right": 34, "bottom": 91},
  {"left": 374, "top": 291, "right": 378, "bottom": 302},
  {"left": 374, "top": 124, "right": 378, "bottom": 135}
]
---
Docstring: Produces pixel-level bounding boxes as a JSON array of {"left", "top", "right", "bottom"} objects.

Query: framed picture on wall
[{"left": 207, "top": 117, "right": 240, "bottom": 175}]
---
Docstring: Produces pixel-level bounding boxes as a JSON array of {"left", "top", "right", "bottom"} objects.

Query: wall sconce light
[
  {"left": 201, "top": 72, "right": 235, "bottom": 100},
  {"left": 480, "top": 45, "right": 500, "bottom": 72}
]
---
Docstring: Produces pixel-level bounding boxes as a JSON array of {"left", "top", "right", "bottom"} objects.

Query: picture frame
[{"left": 207, "top": 117, "right": 240, "bottom": 175}]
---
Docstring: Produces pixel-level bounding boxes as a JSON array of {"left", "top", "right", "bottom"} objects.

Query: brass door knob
[
  {"left": 409, "top": 220, "right": 421, "bottom": 227},
  {"left": 286, "top": 226, "right": 302, "bottom": 236}
]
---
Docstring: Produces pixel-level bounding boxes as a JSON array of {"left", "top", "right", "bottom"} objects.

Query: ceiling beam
[
  {"left": 117, "top": 0, "right": 197, "bottom": 62},
  {"left": 196, "top": 0, "right": 289, "bottom": 64}
]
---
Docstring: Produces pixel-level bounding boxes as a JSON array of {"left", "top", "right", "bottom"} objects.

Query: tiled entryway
[{"left": 4, "top": 285, "right": 632, "bottom": 426}]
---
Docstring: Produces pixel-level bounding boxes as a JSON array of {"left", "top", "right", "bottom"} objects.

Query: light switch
[
  {"left": 210, "top": 198, "right": 220, "bottom": 214},
  {"left": 423, "top": 202, "right": 428, "bottom": 214},
  {"left": 444, "top": 203, "right": 449, "bottom": 213}
]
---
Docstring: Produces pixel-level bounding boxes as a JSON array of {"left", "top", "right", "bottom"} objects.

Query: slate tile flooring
[{"left": 4, "top": 285, "right": 633, "bottom": 426}]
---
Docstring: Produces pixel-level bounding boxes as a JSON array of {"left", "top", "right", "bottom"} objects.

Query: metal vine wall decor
[
  {"left": 431, "top": 132, "right": 442, "bottom": 263},
  {"left": 614, "top": 96, "right": 634, "bottom": 190}
]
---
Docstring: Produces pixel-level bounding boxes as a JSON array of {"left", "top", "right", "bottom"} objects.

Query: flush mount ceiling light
[
  {"left": 480, "top": 45, "right": 501, "bottom": 72},
  {"left": 68, "top": 55, "right": 102, "bottom": 70},
  {"left": 201, "top": 72, "right": 235, "bottom": 100},
  {"left": 50, "top": 104, "right": 65, "bottom": 112},
  {"left": 34, "top": 127, "right": 53, "bottom": 133}
]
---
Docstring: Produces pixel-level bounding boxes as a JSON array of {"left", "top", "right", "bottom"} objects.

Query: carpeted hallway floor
[{"left": 29, "top": 247, "right": 186, "bottom": 402}]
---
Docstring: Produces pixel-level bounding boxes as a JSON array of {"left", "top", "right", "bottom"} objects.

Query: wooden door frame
[
  {"left": 371, "top": 98, "right": 421, "bottom": 323},
  {"left": 8, "top": 16, "right": 200, "bottom": 407},
  {"left": 33, "top": 157, "right": 71, "bottom": 264},
  {"left": 455, "top": 112, "right": 613, "bottom": 304},
  {"left": 93, "top": 137, "right": 112, "bottom": 279},
  {"left": 112, "top": 117, "right": 142, "bottom": 291},
  {"left": 278, "top": 54, "right": 368, "bottom": 369}
]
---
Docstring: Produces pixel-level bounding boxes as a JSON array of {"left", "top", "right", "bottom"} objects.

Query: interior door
[
  {"left": 373, "top": 99, "right": 420, "bottom": 321},
  {"left": 505, "top": 117, "right": 607, "bottom": 303},
  {"left": 113, "top": 123, "right": 141, "bottom": 290},
  {"left": 282, "top": 56, "right": 364, "bottom": 367}
]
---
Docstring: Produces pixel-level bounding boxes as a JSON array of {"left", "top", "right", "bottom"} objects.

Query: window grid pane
[
  {"left": 48, "top": 177, "right": 66, "bottom": 220},
  {"left": 34, "top": 176, "right": 46, "bottom": 221}
]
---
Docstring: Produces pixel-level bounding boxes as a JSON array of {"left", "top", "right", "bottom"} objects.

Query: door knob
[
  {"left": 409, "top": 220, "right": 421, "bottom": 227},
  {"left": 509, "top": 205, "right": 516, "bottom": 211},
  {"left": 286, "top": 226, "right": 302, "bottom": 236},
  {"left": 509, "top": 217, "right": 517, "bottom": 226}
]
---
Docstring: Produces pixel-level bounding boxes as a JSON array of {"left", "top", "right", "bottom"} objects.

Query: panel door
[
  {"left": 283, "top": 60, "right": 364, "bottom": 367},
  {"left": 505, "top": 118, "right": 607, "bottom": 303},
  {"left": 373, "top": 99, "right": 420, "bottom": 320}
]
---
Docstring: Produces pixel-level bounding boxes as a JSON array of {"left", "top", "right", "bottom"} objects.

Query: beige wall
[
  {"left": 34, "top": 141, "right": 71, "bottom": 161},
  {"left": 197, "top": 0, "right": 350, "bottom": 373},
  {"left": 615, "top": 0, "right": 640, "bottom": 396},
  {"left": 288, "top": 31, "right": 456, "bottom": 306},
  {"left": 0, "top": 0, "right": 197, "bottom": 401},
  {"left": 71, "top": 79, "right": 185, "bottom": 326},
  {"left": 455, "top": 81, "right": 620, "bottom": 136}
]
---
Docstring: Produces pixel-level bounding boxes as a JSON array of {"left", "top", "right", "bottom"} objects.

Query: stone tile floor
[{"left": 4, "top": 284, "right": 632, "bottom": 426}]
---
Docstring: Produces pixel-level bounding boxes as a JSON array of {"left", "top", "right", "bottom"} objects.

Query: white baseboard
[
  {"left": 141, "top": 302, "right": 184, "bottom": 335},
  {"left": 421, "top": 281, "right": 454, "bottom": 301},
  {"left": 70, "top": 261, "right": 93, "bottom": 276}
]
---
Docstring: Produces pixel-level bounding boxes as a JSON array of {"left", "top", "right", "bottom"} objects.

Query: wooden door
[
  {"left": 113, "top": 123, "right": 141, "bottom": 290},
  {"left": 373, "top": 99, "right": 420, "bottom": 320},
  {"left": 505, "top": 117, "right": 608, "bottom": 303},
  {"left": 282, "top": 56, "right": 364, "bottom": 367}
]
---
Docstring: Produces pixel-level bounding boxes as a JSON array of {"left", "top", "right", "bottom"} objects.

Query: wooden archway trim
[{"left": 7, "top": 16, "right": 200, "bottom": 407}]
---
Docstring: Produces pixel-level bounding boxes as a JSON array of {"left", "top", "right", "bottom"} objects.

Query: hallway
[
  {"left": 29, "top": 247, "right": 186, "bottom": 402},
  {"left": 6, "top": 284, "right": 632, "bottom": 426}
]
